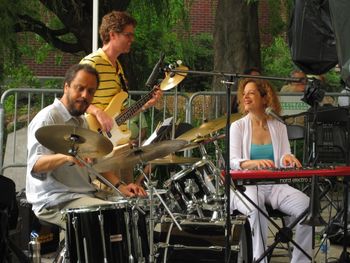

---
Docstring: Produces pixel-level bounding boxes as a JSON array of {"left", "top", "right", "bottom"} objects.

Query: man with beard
[{"left": 26, "top": 64, "right": 146, "bottom": 229}]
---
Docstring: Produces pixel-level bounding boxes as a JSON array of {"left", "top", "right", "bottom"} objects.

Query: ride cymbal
[
  {"left": 176, "top": 113, "right": 241, "bottom": 142},
  {"left": 160, "top": 65, "right": 188, "bottom": 91},
  {"left": 35, "top": 125, "right": 113, "bottom": 158},
  {"left": 93, "top": 140, "right": 187, "bottom": 172}
]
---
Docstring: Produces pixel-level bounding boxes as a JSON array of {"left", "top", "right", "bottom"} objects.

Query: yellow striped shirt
[{"left": 80, "top": 48, "right": 127, "bottom": 110}]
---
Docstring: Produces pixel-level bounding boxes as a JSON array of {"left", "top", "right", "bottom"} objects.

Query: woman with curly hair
[{"left": 230, "top": 78, "right": 312, "bottom": 263}]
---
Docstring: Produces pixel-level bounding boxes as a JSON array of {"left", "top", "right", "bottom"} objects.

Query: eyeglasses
[{"left": 119, "top": 32, "right": 135, "bottom": 39}]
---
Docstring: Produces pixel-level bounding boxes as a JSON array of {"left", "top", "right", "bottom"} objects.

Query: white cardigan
[{"left": 229, "top": 114, "right": 291, "bottom": 170}]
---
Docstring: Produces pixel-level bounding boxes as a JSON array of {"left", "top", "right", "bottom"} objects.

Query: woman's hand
[
  {"left": 240, "top": 159, "right": 275, "bottom": 170},
  {"left": 282, "top": 154, "right": 302, "bottom": 168}
]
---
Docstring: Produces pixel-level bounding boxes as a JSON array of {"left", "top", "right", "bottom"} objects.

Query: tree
[
  {"left": 0, "top": 0, "right": 193, "bottom": 90},
  {"left": 212, "top": 0, "right": 261, "bottom": 114}
]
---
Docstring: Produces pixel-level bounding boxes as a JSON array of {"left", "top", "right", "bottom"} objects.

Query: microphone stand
[
  {"left": 302, "top": 101, "right": 330, "bottom": 263},
  {"left": 338, "top": 112, "right": 350, "bottom": 263},
  {"left": 224, "top": 75, "right": 234, "bottom": 263}
]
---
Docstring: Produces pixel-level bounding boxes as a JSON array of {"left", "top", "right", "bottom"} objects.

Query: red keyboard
[{"left": 225, "top": 166, "right": 350, "bottom": 185}]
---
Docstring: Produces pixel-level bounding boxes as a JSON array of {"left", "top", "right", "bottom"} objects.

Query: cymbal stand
[
  {"left": 199, "top": 134, "right": 252, "bottom": 221},
  {"left": 135, "top": 164, "right": 182, "bottom": 263},
  {"left": 196, "top": 141, "right": 224, "bottom": 221}
]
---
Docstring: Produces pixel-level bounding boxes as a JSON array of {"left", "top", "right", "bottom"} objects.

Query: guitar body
[{"left": 86, "top": 91, "right": 131, "bottom": 146}]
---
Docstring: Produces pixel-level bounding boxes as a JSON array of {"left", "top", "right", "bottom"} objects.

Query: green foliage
[
  {"left": 177, "top": 33, "right": 214, "bottom": 92},
  {"left": 262, "top": 36, "right": 341, "bottom": 91},
  {"left": 128, "top": 0, "right": 201, "bottom": 90},
  {"left": 261, "top": 36, "right": 295, "bottom": 89},
  {"left": 3, "top": 63, "right": 40, "bottom": 89},
  {"left": 266, "top": 0, "right": 287, "bottom": 37}
]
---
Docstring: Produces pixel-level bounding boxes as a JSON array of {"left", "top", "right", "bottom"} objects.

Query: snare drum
[
  {"left": 164, "top": 159, "right": 221, "bottom": 215},
  {"left": 65, "top": 200, "right": 149, "bottom": 263}
]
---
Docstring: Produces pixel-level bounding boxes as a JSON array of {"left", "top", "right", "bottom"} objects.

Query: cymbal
[
  {"left": 93, "top": 140, "right": 187, "bottom": 172},
  {"left": 176, "top": 113, "right": 241, "bottom": 142},
  {"left": 177, "top": 134, "right": 226, "bottom": 152},
  {"left": 149, "top": 154, "right": 201, "bottom": 165},
  {"left": 160, "top": 65, "right": 188, "bottom": 91},
  {"left": 35, "top": 125, "right": 113, "bottom": 158}
]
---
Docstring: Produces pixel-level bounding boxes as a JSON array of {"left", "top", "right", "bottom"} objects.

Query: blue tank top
[{"left": 250, "top": 144, "right": 274, "bottom": 161}]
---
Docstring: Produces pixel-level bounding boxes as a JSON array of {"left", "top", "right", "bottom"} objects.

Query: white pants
[{"left": 231, "top": 184, "right": 312, "bottom": 263}]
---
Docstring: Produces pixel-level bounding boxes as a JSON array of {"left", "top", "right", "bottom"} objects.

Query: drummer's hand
[
  {"left": 95, "top": 109, "right": 114, "bottom": 132},
  {"left": 65, "top": 155, "right": 85, "bottom": 167},
  {"left": 283, "top": 154, "right": 302, "bottom": 168},
  {"left": 119, "top": 183, "right": 147, "bottom": 197}
]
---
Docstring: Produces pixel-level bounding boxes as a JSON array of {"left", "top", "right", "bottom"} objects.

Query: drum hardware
[
  {"left": 97, "top": 213, "right": 108, "bottom": 263},
  {"left": 124, "top": 212, "right": 134, "bottom": 263},
  {"left": 156, "top": 214, "right": 252, "bottom": 263},
  {"left": 72, "top": 216, "right": 82, "bottom": 263},
  {"left": 136, "top": 164, "right": 183, "bottom": 263},
  {"left": 131, "top": 209, "right": 145, "bottom": 262}
]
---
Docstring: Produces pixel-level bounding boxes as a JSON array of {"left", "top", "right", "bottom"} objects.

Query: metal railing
[{"left": 1, "top": 86, "right": 349, "bottom": 178}]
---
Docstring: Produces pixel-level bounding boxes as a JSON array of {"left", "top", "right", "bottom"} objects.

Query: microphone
[
  {"left": 265, "top": 107, "right": 285, "bottom": 124},
  {"left": 145, "top": 52, "right": 165, "bottom": 88}
]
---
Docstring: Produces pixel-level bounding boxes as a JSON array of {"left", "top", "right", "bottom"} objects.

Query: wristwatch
[{"left": 114, "top": 181, "right": 126, "bottom": 189}]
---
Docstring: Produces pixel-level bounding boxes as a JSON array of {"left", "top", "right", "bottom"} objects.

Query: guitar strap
[{"left": 118, "top": 73, "right": 129, "bottom": 93}]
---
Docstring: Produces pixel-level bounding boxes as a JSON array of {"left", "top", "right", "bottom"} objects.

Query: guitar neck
[{"left": 115, "top": 89, "right": 154, "bottom": 125}]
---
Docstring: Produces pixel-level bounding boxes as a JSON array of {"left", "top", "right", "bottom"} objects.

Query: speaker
[
  {"left": 305, "top": 106, "right": 349, "bottom": 165},
  {"left": 288, "top": 0, "right": 338, "bottom": 75}
]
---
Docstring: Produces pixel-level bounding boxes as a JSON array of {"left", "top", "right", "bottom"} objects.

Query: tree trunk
[{"left": 212, "top": 0, "right": 260, "bottom": 115}]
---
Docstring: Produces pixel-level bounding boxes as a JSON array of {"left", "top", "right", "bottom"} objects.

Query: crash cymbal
[
  {"left": 160, "top": 65, "right": 188, "bottom": 91},
  {"left": 149, "top": 154, "right": 201, "bottom": 165},
  {"left": 93, "top": 140, "right": 187, "bottom": 172},
  {"left": 176, "top": 113, "right": 241, "bottom": 142},
  {"left": 35, "top": 125, "right": 113, "bottom": 158}
]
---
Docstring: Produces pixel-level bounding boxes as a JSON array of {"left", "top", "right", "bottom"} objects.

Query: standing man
[
  {"left": 80, "top": 11, "right": 161, "bottom": 136},
  {"left": 26, "top": 64, "right": 146, "bottom": 229}
]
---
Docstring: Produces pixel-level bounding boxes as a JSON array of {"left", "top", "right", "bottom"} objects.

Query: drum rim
[{"left": 64, "top": 200, "right": 128, "bottom": 213}]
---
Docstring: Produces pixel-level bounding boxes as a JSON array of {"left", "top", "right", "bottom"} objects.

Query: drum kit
[{"left": 34, "top": 72, "right": 251, "bottom": 262}]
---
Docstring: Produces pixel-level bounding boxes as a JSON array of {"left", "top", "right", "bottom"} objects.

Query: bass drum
[{"left": 154, "top": 215, "right": 252, "bottom": 263}]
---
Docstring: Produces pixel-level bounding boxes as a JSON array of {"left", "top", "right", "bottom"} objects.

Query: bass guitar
[{"left": 86, "top": 89, "right": 155, "bottom": 146}]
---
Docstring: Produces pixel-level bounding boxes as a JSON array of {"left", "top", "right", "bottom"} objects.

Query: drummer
[{"left": 26, "top": 64, "right": 146, "bottom": 229}]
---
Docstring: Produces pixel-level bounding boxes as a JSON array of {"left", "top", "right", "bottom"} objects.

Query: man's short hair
[
  {"left": 63, "top": 64, "right": 100, "bottom": 88},
  {"left": 99, "top": 11, "right": 137, "bottom": 44}
]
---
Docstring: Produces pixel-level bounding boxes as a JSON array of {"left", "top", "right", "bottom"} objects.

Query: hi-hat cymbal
[
  {"left": 149, "top": 154, "right": 201, "bottom": 165},
  {"left": 176, "top": 113, "right": 241, "bottom": 142},
  {"left": 160, "top": 65, "right": 188, "bottom": 91},
  {"left": 35, "top": 125, "right": 113, "bottom": 158},
  {"left": 93, "top": 140, "right": 187, "bottom": 172}
]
